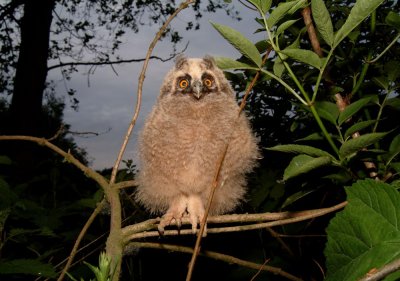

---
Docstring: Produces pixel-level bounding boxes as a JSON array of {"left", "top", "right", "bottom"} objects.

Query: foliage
[
  {"left": 325, "top": 179, "right": 400, "bottom": 281},
  {"left": 212, "top": 0, "right": 400, "bottom": 279},
  {"left": 0, "top": 0, "right": 400, "bottom": 280},
  {"left": 67, "top": 252, "right": 113, "bottom": 281}
]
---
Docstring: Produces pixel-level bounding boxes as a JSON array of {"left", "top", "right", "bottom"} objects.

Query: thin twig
[
  {"left": 47, "top": 124, "right": 65, "bottom": 141},
  {"left": 57, "top": 199, "right": 107, "bottom": 281},
  {"left": 47, "top": 46, "right": 188, "bottom": 71},
  {"left": 358, "top": 258, "right": 400, "bottom": 281},
  {"left": 109, "top": 0, "right": 193, "bottom": 186},
  {"left": 185, "top": 50, "right": 271, "bottom": 281},
  {"left": 114, "top": 180, "right": 137, "bottom": 190},
  {"left": 104, "top": 2, "right": 194, "bottom": 279},
  {"left": 250, "top": 258, "right": 271, "bottom": 281},
  {"left": 266, "top": 228, "right": 295, "bottom": 257},
  {"left": 127, "top": 242, "right": 303, "bottom": 281}
]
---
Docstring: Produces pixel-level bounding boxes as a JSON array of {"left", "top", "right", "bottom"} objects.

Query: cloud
[{"left": 49, "top": 3, "right": 262, "bottom": 170}]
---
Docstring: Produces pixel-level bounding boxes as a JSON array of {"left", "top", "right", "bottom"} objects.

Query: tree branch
[
  {"left": 57, "top": 199, "right": 107, "bottom": 281},
  {"left": 358, "top": 258, "right": 400, "bottom": 281},
  {"left": 122, "top": 201, "right": 347, "bottom": 240},
  {"left": 301, "top": 5, "right": 378, "bottom": 179},
  {"left": 186, "top": 46, "right": 272, "bottom": 281},
  {"left": 126, "top": 242, "right": 303, "bottom": 281},
  {"left": 47, "top": 49, "right": 187, "bottom": 71},
  {"left": 0, "top": 135, "right": 108, "bottom": 188},
  {"left": 104, "top": 1, "right": 194, "bottom": 280}
]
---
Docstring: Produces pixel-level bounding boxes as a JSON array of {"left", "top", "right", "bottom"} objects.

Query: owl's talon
[
  {"left": 187, "top": 195, "right": 207, "bottom": 236},
  {"left": 158, "top": 196, "right": 187, "bottom": 235},
  {"left": 157, "top": 225, "right": 165, "bottom": 236}
]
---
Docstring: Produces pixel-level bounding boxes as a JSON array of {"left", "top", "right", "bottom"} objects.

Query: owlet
[{"left": 136, "top": 56, "right": 259, "bottom": 234}]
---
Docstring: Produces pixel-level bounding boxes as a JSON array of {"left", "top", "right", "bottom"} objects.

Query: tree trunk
[{"left": 9, "top": 0, "right": 55, "bottom": 136}]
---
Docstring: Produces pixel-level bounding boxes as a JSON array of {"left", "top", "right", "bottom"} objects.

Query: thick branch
[
  {"left": 0, "top": 135, "right": 108, "bottom": 188},
  {"left": 126, "top": 242, "right": 303, "bottom": 281},
  {"left": 301, "top": 6, "right": 323, "bottom": 57}
]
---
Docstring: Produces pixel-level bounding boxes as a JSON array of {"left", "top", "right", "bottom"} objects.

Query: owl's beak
[{"left": 191, "top": 80, "right": 203, "bottom": 99}]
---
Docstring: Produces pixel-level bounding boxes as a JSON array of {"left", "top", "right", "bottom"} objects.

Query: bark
[{"left": 9, "top": 0, "right": 55, "bottom": 136}]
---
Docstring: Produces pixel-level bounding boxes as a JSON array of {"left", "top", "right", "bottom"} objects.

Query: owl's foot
[
  {"left": 158, "top": 196, "right": 188, "bottom": 235},
  {"left": 187, "top": 195, "right": 207, "bottom": 237}
]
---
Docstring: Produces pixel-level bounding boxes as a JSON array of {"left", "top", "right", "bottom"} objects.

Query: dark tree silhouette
[{"left": 0, "top": 0, "right": 238, "bottom": 136}]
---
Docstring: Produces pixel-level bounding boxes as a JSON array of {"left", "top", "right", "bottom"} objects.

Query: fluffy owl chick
[{"left": 136, "top": 56, "right": 258, "bottom": 234}]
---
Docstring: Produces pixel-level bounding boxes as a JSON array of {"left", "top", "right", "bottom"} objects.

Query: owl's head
[{"left": 160, "top": 55, "right": 232, "bottom": 100}]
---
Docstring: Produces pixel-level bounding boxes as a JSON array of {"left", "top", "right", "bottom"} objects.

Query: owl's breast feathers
[
  {"left": 144, "top": 97, "right": 234, "bottom": 191},
  {"left": 137, "top": 56, "right": 259, "bottom": 217}
]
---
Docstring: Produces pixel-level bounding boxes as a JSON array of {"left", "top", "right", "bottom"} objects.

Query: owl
[{"left": 136, "top": 55, "right": 259, "bottom": 234}]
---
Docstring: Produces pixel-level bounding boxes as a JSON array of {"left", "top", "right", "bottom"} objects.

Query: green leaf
[
  {"left": 386, "top": 97, "right": 400, "bottom": 110},
  {"left": 344, "top": 120, "right": 376, "bottom": 139},
  {"left": 338, "top": 96, "right": 373, "bottom": 125},
  {"left": 211, "top": 22, "right": 262, "bottom": 67},
  {"left": 267, "top": 144, "right": 335, "bottom": 158},
  {"left": 372, "top": 76, "right": 389, "bottom": 90},
  {"left": 339, "top": 132, "right": 387, "bottom": 159},
  {"left": 273, "top": 57, "right": 285, "bottom": 77},
  {"left": 247, "top": 0, "right": 272, "bottom": 14},
  {"left": 0, "top": 259, "right": 57, "bottom": 278},
  {"left": 280, "top": 48, "right": 323, "bottom": 69},
  {"left": 391, "top": 163, "right": 400, "bottom": 173},
  {"left": 314, "top": 101, "right": 339, "bottom": 125},
  {"left": 295, "top": 132, "right": 324, "bottom": 142},
  {"left": 325, "top": 179, "right": 400, "bottom": 281},
  {"left": 0, "top": 155, "right": 12, "bottom": 165},
  {"left": 333, "top": 0, "right": 385, "bottom": 47},
  {"left": 276, "top": 19, "right": 299, "bottom": 37},
  {"left": 283, "top": 155, "right": 332, "bottom": 181},
  {"left": 281, "top": 189, "right": 317, "bottom": 209},
  {"left": 311, "top": 0, "right": 334, "bottom": 46},
  {"left": 386, "top": 135, "right": 400, "bottom": 165},
  {"left": 214, "top": 57, "right": 258, "bottom": 70},
  {"left": 287, "top": 27, "right": 306, "bottom": 49},
  {"left": 267, "top": 1, "right": 298, "bottom": 28},
  {"left": 0, "top": 178, "right": 17, "bottom": 209},
  {"left": 384, "top": 60, "right": 400, "bottom": 82},
  {"left": 287, "top": 0, "right": 308, "bottom": 15},
  {"left": 385, "top": 11, "right": 400, "bottom": 30}
]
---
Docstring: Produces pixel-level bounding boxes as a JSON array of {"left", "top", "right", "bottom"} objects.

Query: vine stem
[{"left": 258, "top": 5, "right": 339, "bottom": 156}]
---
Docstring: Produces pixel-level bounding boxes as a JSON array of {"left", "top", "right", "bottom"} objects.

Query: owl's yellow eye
[
  {"left": 179, "top": 79, "right": 189, "bottom": 89},
  {"left": 203, "top": 78, "right": 213, "bottom": 88}
]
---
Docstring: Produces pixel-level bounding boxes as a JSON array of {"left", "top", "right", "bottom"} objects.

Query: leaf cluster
[{"left": 210, "top": 0, "right": 400, "bottom": 279}]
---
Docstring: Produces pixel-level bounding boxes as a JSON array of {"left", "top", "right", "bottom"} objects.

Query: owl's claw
[
  {"left": 158, "top": 196, "right": 187, "bottom": 235},
  {"left": 187, "top": 195, "right": 207, "bottom": 237}
]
